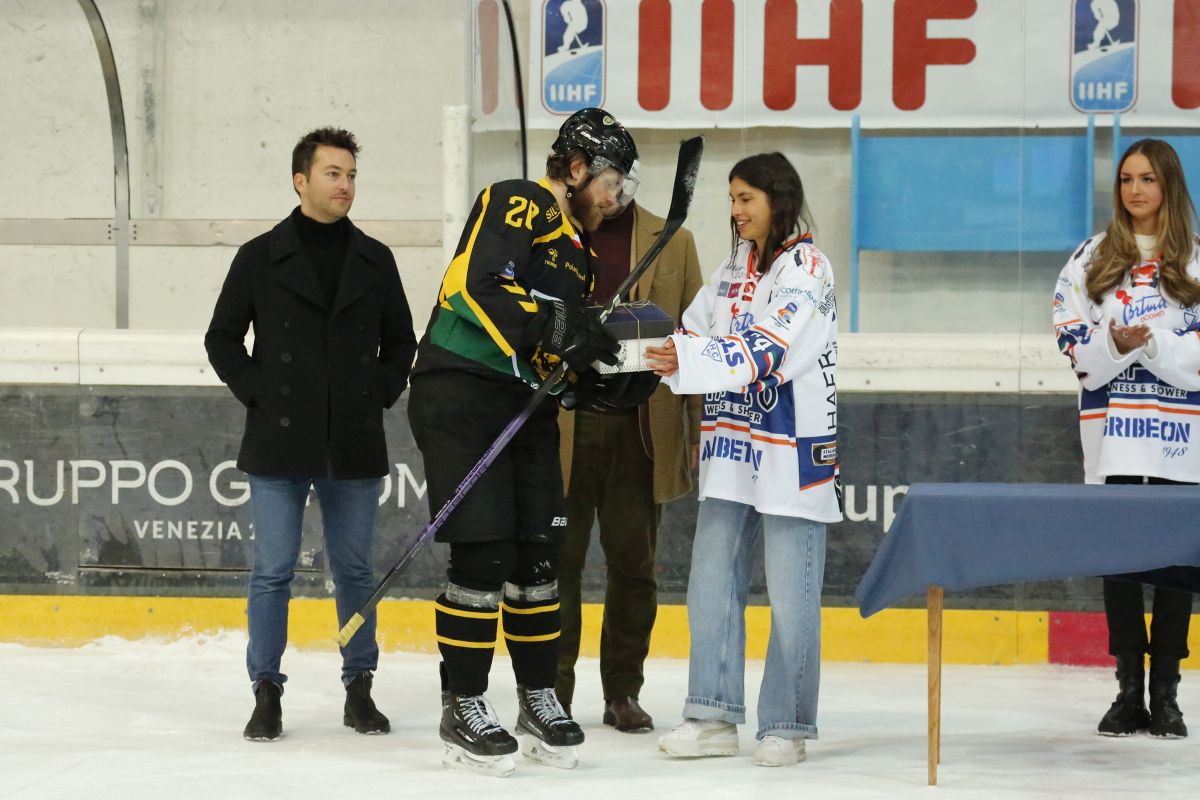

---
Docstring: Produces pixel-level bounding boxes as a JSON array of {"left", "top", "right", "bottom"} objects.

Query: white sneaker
[
  {"left": 754, "top": 735, "right": 805, "bottom": 767},
  {"left": 657, "top": 718, "right": 739, "bottom": 757}
]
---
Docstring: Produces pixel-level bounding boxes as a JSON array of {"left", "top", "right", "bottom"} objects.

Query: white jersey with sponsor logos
[
  {"left": 663, "top": 237, "right": 841, "bottom": 522},
  {"left": 1053, "top": 232, "right": 1200, "bottom": 483}
]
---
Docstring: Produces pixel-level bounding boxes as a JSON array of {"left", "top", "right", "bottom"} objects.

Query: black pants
[{"left": 1103, "top": 475, "right": 1194, "bottom": 659}]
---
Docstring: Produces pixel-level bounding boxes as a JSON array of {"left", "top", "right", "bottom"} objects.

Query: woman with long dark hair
[
  {"left": 1053, "top": 138, "right": 1200, "bottom": 739},
  {"left": 645, "top": 152, "right": 841, "bottom": 766}
]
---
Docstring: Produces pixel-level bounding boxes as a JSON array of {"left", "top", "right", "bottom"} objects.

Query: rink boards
[{"left": 6, "top": 375, "right": 1194, "bottom": 667}]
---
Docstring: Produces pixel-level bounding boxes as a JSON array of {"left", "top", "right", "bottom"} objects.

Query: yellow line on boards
[{"left": 1, "top": 596, "right": 1195, "bottom": 668}]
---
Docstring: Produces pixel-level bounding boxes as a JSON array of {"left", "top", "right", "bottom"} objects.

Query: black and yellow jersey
[{"left": 412, "top": 177, "right": 594, "bottom": 389}]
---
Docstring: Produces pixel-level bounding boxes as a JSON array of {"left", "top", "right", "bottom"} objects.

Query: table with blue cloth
[{"left": 854, "top": 483, "right": 1200, "bottom": 785}]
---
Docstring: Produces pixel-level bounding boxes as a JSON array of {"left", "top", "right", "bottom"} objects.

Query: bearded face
[{"left": 567, "top": 166, "right": 625, "bottom": 232}]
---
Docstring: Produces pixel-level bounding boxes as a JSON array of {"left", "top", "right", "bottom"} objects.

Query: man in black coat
[{"left": 205, "top": 127, "right": 417, "bottom": 742}]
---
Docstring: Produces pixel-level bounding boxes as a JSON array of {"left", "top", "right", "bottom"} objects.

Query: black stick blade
[{"left": 665, "top": 136, "right": 704, "bottom": 225}]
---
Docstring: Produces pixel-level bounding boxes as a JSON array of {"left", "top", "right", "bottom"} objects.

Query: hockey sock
[
  {"left": 502, "top": 581, "right": 561, "bottom": 690},
  {"left": 435, "top": 584, "right": 501, "bottom": 697}
]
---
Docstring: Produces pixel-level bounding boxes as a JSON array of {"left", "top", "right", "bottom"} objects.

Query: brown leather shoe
[{"left": 603, "top": 696, "right": 654, "bottom": 732}]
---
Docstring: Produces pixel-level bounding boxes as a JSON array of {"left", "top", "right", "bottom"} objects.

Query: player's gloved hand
[
  {"left": 560, "top": 369, "right": 661, "bottom": 411},
  {"left": 528, "top": 300, "right": 619, "bottom": 373}
]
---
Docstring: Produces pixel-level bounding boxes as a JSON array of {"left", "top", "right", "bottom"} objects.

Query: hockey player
[
  {"left": 646, "top": 153, "right": 841, "bottom": 767},
  {"left": 406, "top": 108, "right": 655, "bottom": 776},
  {"left": 1054, "top": 139, "right": 1199, "bottom": 739}
]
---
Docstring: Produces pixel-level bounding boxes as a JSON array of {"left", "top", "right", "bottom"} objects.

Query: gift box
[{"left": 593, "top": 302, "right": 675, "bottom": 374}]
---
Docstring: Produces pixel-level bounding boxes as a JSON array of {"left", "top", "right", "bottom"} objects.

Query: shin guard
[
  {"left": 436, "top": 585, "right": 501, "bottom": 697},
  {"left": 502, "top": 581, "right": 561, "bottom": 689}
]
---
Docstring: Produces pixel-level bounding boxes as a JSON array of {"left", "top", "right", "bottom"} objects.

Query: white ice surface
[{"left": 2, "top": 634, "right": 1199, "bottom": 799}]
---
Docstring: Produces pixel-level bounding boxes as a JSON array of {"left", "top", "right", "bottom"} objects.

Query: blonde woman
[{"left": 1053, "top": 139, "right": 1200, "bottom": 739}]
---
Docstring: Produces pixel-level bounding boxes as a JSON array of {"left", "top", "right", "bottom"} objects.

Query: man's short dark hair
[{"left": 291, "top": 127, "right": 360, "bottom": 178}]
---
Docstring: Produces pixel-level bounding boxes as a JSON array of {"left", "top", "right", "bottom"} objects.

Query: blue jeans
[
  {"left": 683, "top": 497, "right": 827, "bottom": 740},
  {"left": 246, "top": 474, "right": 382, "bottom": 688}
]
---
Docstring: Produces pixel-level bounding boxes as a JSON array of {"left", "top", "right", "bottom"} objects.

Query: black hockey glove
[
  {"left": 560, "top": 369, "right": 661, "bottom": 411},
  {"left": 529, "top": 300, "right": 619, "bottom": 373}
]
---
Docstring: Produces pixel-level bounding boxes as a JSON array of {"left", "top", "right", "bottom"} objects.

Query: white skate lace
[
  {"left": 525, "top": 688, "right": 569, "bottom": 727},
  {"left": 457, "top": 695, "right": 504, "bottom": 735}
]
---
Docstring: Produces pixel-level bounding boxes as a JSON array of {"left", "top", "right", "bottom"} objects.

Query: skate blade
[
  {"left": 519, "top": 734, "right": 579, "bottom": 769},
  {"left": 442, "top": 743, "right": 516, "bottom": 777}
]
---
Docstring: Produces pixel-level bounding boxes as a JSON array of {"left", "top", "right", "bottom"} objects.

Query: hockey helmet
[{"left": 551, "top": 107, "right": 639, "bottom": 178}]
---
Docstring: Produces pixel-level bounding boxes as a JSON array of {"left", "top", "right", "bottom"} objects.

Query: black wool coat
[{"left": 204, "top": 214, "right": 417, "bottom": 479}]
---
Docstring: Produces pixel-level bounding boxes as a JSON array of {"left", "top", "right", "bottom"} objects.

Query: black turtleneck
[{"left": 293, "top": 206, "right": 350, "bottom": 306}]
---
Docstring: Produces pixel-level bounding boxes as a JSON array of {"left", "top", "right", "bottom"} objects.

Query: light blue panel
[
  {"left": 857, "top": 136, "right": 1090, "bottom": 252},
  {"left": 1117, "top": 133, "right": 1200, "bottom": 195}
]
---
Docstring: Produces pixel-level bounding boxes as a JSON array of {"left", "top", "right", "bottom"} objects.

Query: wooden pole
[{"left": 928, "top": 585, "right": 944, "bottom": 786}]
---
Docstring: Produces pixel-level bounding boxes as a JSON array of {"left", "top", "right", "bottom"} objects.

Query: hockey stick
[{"left": 335, "top": 136, "right": 704, "bottom": 646}]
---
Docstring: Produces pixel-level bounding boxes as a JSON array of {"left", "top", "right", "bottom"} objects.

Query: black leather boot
[
  {"left": 243, "top": 680, "right": 283, "bottom": 741},
  {"left": 1097, "top": 654, "right": 1150, "bottom": 736},
  {"left": 1149, "top": 657, "right": 1187, "bottom": 738},
  {"left": 344, "top": 672, "right": 390, "bottom": 734}
]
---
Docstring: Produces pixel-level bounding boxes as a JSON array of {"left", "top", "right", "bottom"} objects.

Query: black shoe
[
  {"left": 516, "top": 685, "right": 584, "bottom": 747},
  {"left": 1097, "top": 654, "right": 1150, "bottom": 736},
  {"left": 243, "top": 680, "right": 282, "bottom": 742},
  {"left": 603, "top": 696, "right": 654, "bottom": 733},
  {"left": 344, "top": 673, "right": 390, "bottom": 734},
  {"left": 1149, "top": 659, "right": 1188, "bottom": 739}
]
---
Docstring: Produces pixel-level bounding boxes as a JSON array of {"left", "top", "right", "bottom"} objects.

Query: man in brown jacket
[{"left": 555, "top": 198, "right": 702, "bottom": 732}]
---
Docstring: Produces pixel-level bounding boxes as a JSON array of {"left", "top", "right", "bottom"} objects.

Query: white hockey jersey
[
  {"left": 1053, "top": 232, "right": 1200, "bottom": 483},
  {"left": 663, "top": 236, "right": 842, "bottom": 522}
]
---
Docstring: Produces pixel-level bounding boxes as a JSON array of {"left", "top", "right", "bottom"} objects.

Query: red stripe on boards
[{"left": 1047, "top": 611, "right": 1112, "bottom": 667}]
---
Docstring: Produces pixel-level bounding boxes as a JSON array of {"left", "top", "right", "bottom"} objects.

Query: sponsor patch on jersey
[
  {"left": 768, "top": 302, "right": 798, "bottom": 329},
  {"left": 546, "top": 205, "right": 561, "bottom": 222},
  {"left": 701, "top": 338, "right": 724, "bottom": 363},
  {"left": 732, "top": 312, "right": 754, "bottom": 333},
  {"left": 499, "top": 261, "right": 516, "bottom": 279},
  {"left": 795, "top": 247, "right": 825, "bottom": 279},
  {"left": 811, "top": 441, "right": 837, "bottom": 466}
]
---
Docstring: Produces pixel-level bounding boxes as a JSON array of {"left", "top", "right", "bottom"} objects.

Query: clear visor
[{"left": 589, "top": 157, "right": 639, "bottom": 206}]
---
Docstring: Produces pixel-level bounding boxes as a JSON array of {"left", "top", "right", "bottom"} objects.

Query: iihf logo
[
  {"left": 541, "top": 0, "right": 605, "bottom": 114},
  {"left": 1070, "top": 0, "right": 1138, "bottom": 113}
]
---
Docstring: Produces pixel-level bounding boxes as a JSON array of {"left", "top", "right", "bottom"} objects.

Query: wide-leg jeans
[{"left": 682, "top": 496, "right": 827, "bottom": 740}]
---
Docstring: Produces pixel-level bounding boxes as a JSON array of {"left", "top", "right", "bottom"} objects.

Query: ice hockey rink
[
  {"left": 6, "top": 2, "right": 1200, "bottom": 798},
  {"left": 3, "top": 635, "right": 1198, "bottom": 799}
]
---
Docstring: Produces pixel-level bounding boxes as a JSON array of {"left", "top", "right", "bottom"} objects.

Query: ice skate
[
  {"left": 515, "top": 685, "right": 583, "bottom": 769},
  {"left": 754, "top": 735, "right": 806, "bottom": 766},
  {"left": 657, "top": 718, "right": 739, "bottom": 757},
  {"left": 439, "top": 691, "right": 518, "bottom": 778}
]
